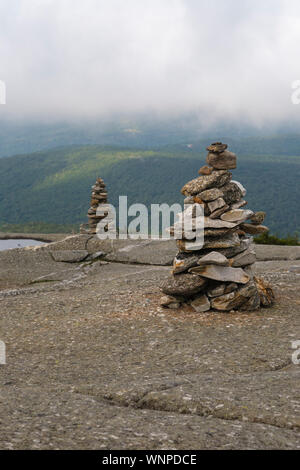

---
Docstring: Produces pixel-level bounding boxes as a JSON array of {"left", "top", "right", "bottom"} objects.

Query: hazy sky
[{"left": 1, "top": 0, "right": 300, "bottom": 126}]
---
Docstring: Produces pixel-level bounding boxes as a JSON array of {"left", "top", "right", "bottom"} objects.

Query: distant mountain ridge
[
  {"left": 0, "top": 144, "right": 299, "bottom": 236},
  {"left": 1, "top": 117, "right": 300, "bottom": 158}
]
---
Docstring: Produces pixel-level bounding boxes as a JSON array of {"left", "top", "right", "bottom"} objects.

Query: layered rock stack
[
  {"left": 80, "top": 177, "right": 108, "bottom": 234},
  {"left": 160, "top": 142, "right": 274, "bottom": 312}
]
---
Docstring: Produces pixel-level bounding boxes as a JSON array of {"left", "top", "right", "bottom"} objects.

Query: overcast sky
[{"left": 1, "top": 0, "right": 300, "bottom": 126}]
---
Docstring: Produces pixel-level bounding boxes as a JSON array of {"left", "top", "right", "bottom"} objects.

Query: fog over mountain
[{"left": 1, "top": 0, "right": 300, "bottom": 129}]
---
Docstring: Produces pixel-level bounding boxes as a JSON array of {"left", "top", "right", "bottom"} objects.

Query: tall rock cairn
[
  {"left": 160, "top": 142, "right": 274, "bottom": 312},
  {"left": 80, "top": 177, "right": 108, "bottom": 234}
]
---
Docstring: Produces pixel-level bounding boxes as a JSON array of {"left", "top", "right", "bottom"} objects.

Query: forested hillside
[{"left": 0, "top": 145, "right": 299, "bottom": 236}]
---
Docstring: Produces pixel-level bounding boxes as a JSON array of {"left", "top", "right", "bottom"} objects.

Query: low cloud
[{"left": 1, "top": 0, "right": 300, "bottom": 127}]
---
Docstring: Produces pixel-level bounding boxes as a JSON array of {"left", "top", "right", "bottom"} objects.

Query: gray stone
[
  {"left": 217, "top": 237, "right": 253, "bottom": 258},
  {"left": 243, "top": 265, "right": 255, "bottom": 280},
  {"left": 207, "top": 282, "right": 238, "bottom": 298},
  {"left": 184, "top": 196, "right": 195, "bottom": 205},
  {"left": 172, "top": 227, "right": 235, "bottom": 241},
  {"left": 254, "top": 276, "right": 275, "bottom": 307},
  {"left": 231, "top": 200, "right": 248, "bottom": 210},
  {"left": 197, "top": 251, "right": 229, "bottom": 266},
  {"left": 221, "top": 209, "right": 254, "bottom": 223},
  {"left": 240, "top": 291, "right": 261, "bottom": 311},
  {"left": 198, "top": 188, "right": 224, "bottom": 202},
  {"left": 203, "top": 228, "right": 236, "bottom": 238},
  {"left": 211, "top": 282, "right": 258, "bottom": 311},
  {"left": 210, "top": 291, "right": 236, "bottom": 310},
  {"left": 222, "top": 182, "right": 243, "bottom": 205},
  {"left": 229, "top": 248, "right": 256, "bottom": 267},
  {"left": 189, "top": 265, "right": 250, "bottom": 284},
  {"left": 240, "top": 224, "right": 269, "bottom": 235},
  {"left": 208, "top": 198, "right": 226, "bottom": 213},
  {"left": 232, "top": 181, "right": 247, "bottom": 197},
  {"left": 204, "top": 217, "right": 237, "bottom": 229},
  {"left": 176, "top": 235, "right": 254, "bottom": 254},
  {"left": 172, "top": 213, "right": 238, "bottom": 237},
  {"left": 173, "top": 255, "right": 199, "bottom": 274},
  {"left": 160, "top": 295, "right": 181, "bottom": 309},
  {"left": 206, "top": 150, "right": 237, "bottom": 170},
  {"left": 160, "top": 273, "right": 207, "bottom": 297},
  {"left": 198, "top": 165, "right": 213, "bottom": 175},
  {"left": 86, "top": 251, "right": 105, "bottom": 261},
  {"left": 191, "top": 295, "right": 210, "bottom": 312},
  {"left": 203, "top": 203, "right": 211, "bottom": 217},
  {"left": 250, "top": 212, "right": 266, "bottom": 225},
  {"left": 176, "top": 239, "right": 206, "bottom": 252},
  {"left": 206, "top": 142, "right": 228, "bottom": 153},
  {"left": 209, "top": 204, "right": 230, "bottom": 219},
  {"left": 167, "top": 302, "right": 181, "bottom": 309},
  {"left": 181, "top": 171, "right": 231, "bottom": 196},
  {"left": 203, "top": 232, "right": 241, "bottom": 250}
]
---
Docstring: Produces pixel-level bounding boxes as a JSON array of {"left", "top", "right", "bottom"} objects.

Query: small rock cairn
[
  {"left": 80, "top": 177, "right": 108, "bottom": 234},
  {"left": 160, "top": 142, "right": 274, "bottom": 312}
]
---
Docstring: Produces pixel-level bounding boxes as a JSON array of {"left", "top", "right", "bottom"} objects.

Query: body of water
[{"left": 0, "top": 239, "right": 45, "bottom": 251}]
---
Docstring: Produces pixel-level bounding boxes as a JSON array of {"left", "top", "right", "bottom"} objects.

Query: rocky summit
[
  {"left": 0, "top": 233, "right": 299, "bottom": 449},
  {"left": 160, "top": 142, "right": 275, "bottom": 313}
]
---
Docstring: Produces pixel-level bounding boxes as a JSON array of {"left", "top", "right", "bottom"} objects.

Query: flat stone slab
[
  {"left": 190, "top": 265, "right": 250, "bottom": 284},
  {"left": 1, "top": 238, "right": 300, "bottom": 294},
  {"left": 103, "top": 239, "right": 177, "bottom": 265},
  {"left": 51, "top": 250, "right": 89, "bottom": 263},
  {"left": 191, "top": 294, "right": 210, "bottom": 312},
  {"left": 181, "top": 171, "right": 231, "bottom": 196},
  {"left": 0, "top": 248, "right": 81, "bottom": 290},
  {"left": 255, "top": 244, "right": 300, "bottom": 261},
  {"left": 0, "top": 385, "right": 297, "bottom": 450},
  {"left": 241, "top": 224, "right": 269, "bottom": 235},
  {"left": 230, "top": 248, "right": 256, "bottom": 267},
  {"left": 40, "top": 234, "right": 92, "bottom": 251},
  {"left": 221, "top": 209, "right": 254, "bottom": 223},
  {"left": 197, "top": 251, "right": 229, "bottom": 266},
  {"left": 161, "top": 273, "right": 207, "bottom": 297},
  {"left": 35, "top": 235, "right": 300, "bottom": 263},
  {"left": 0, "top": 262, "right": 300, "bottom": 450},
  {"left": 0, "top": 259, "right": 299, "bottom": 449}
]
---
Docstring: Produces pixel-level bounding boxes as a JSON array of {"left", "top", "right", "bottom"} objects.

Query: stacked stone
[
  {"left": 80, "top": 177, "right": 108, "bottom": 234},
  {"left": 160, "top": 142, "right": 274, "bottom": 312}
]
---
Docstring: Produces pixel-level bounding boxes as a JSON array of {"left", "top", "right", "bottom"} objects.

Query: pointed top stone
[{"left": 206, "top": 142, "right": 228, "bottom": 153}]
